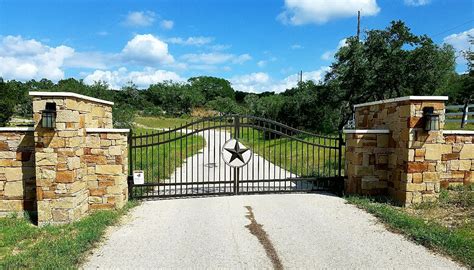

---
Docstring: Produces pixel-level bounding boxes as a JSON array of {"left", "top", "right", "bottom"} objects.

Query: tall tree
[
  {"left": 325, "top": 20, "right": 456, "bottom": 129},
  {"left": 188, "top": 76, "right": 235, "bottom": 102}
]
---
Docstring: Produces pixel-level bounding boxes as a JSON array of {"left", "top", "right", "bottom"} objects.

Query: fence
[{"left": 446, "top": 103, "right": 473, "bottom": 128}]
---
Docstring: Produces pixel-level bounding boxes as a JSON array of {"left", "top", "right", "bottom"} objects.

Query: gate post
[
  {"left": 337, "top": 131, "right": 344, "bottom": 194},
  {"left": 233, "top": 116, "right": 240, "bottom": 194},
  {"left": 127, "top": 131, "right": 133, "bottom": 199}
]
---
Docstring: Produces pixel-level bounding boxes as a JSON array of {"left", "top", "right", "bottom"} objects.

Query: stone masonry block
[
  {"left": 36, "top": 152, "right": 58, "bottom": 166},
  {"left": 4, "top": 167, "right": 22, "bottom": 181},
  {"left": 56, "top": 110, "right": 79, "bottom": 123},
  {"left": 4, "top": 181, "right": 23, "bottom": 198},
  {"left": 422, "top": 172, "right": 439, "bottom": 182},
  {"left": 56, "top": 171, "right": 76, "bottom": 183},
  {"left": 407, "top": 162, "right": 429, "bottom": 173},
  {"left": 96, "top": 165, "right": 122, "bottom": 175},
  {"left": 460, "top": 144, "right": 474, "bottom": 159},
  {"left": 424, "top": 144, "right": 452, "bottom": 160},
  {"left": 67, "top": 157, "right": 81, "bottom": 170},
  {"left": 459, "top": 160, "right": 471, "bottom": 171}
]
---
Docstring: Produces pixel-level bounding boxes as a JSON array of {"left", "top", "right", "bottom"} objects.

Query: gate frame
[{"left": 128, "top": 115, "right": 345, "bottom": 199}]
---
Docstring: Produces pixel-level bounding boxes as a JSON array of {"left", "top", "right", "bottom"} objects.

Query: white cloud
[
  {"left": 64, "top": 52, "right": 116, "bottom": 69},
  {"left": 160, "top": 20, "right": 174, "bottom": 30},
  {"left": 233, "top": 54, "right": 252, "bottom": 64},
  {"left": 291, "top": 44, "right": 303, "bottom": 49},
  {"left": 321, "top": 38, "right": 347, "bottom": 61},
  {"left": 404, "top": 0, "right": 431, "bottom": 6},
  {"left": 181, "top": 52, "right": 251, "bottom": 65},
  {"left": 211, "top": 44, "right": 231, "bottom": 51},
  {"left": 444, "top": 28, "right": 473, "bottom": 53},
  {"left": 0, "top": 35, "right": 74, "bottom": 81},
  {"left": 121, "top": 34, "right": 174, "bottom": 65},
  {"left": 231, "top": 67, "right": 330, "bottom": 93},
  {"left": 167, "top": 36, "right": 214, "bottom": 46},
  {"left": 83, "top": 67, "right": 183, "bottom": 89},
  {"left": 257, "top": 57, "right": 277, "bottom": 68},
  {"left": 123, "top": 11, "right": 156, "bottom": 27},
  {"left": 278, "top": 0, "right": 380, "bottom": 25},
  {"left": 443, "top": 28, "right": 473, "bottom": 68},
  {"left": 232, "top": 72, "right": 270, "bottom": 84}
]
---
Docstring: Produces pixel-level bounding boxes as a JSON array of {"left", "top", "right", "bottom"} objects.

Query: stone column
[
  {"left": 33, "top": 96, "right": 88, "bottom": 225},
  {"left": 350, "top": 96, "right": 448, "bottom": 205}
]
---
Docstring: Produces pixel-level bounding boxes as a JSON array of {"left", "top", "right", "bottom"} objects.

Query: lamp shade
[
  {"left": 423, "top": 107, "right": 440, "bottom": 131},
  {"left": 41, "top": 102, "right": 56, "bottom": 129}
]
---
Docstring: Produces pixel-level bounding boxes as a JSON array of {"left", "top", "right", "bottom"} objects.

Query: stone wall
[
  {"left": 436, "top": 133, "right": 473, "bottom": 188},
  {"left": 84, "top": 131, "right": 128, "bottom": 210},
  {"left": 0, "top": 129, "right": 35, "bottom": 216},
  {"left": 0, "top": 92, "right": 129, "bottom": 225},
  {"left": 346, "top": 96, "right": 473, "bottom": 205},
  {"left": 345, "top": 132, "right": 392, "bottom": 195}
]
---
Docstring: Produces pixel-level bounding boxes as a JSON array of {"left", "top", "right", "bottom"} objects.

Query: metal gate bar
[{"left": 129, "top": 115, "right": 344, "bottom": 199}]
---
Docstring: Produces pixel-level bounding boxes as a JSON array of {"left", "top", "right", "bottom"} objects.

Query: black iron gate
[{"left": 128, "top": 115, "right": 344, "bottom": 199}]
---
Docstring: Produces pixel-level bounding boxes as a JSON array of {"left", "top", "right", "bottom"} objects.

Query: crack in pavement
[{"left": 244, "top": 206, "right": 283, "bottom": 270}]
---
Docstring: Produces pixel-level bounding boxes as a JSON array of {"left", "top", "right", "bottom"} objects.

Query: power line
[{"left": 432, "top": 19, "right": 474, "bottom": 37}]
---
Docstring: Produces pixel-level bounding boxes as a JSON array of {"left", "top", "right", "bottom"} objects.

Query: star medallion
[{"left": 224, "top": 141, "right": 249, "bottom": 163}]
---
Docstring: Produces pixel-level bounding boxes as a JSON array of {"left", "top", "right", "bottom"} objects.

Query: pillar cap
[
  {"left": 29, "top": 92, "right": 114, "bottom": 106},
  {"left": 343, "top": 129, "right": 390, "bottom": 134},
  {"left": 354, "top": 96, "right": 448, "bottom": 108}
]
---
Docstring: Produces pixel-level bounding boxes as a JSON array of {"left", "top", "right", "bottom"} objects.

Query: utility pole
[
  {"left": 357, "top": 10, "right": 361, "bottom": 40},
  {"left": 299, "top": 70, "right": 303, "bottom": 83}
]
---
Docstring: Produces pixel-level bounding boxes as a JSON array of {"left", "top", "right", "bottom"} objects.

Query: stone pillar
[
  {"left": 348, "top": 96, "right": 449, "bottom": 205},
  {"left": 33, "top": 96, "right": 88, "bottom": 225},
  {"left": 404, "top": 100, "right": 446, "bottom": 204},
  {"left": 31, "top": 92, "right": 116, "bottom": 225}
]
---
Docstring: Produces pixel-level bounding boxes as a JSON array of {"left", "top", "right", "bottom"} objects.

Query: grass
[
  {"left": 238, "top": 128, "right": 344, "bottom": 177},
  {"left": 444, "top": 121, "right": 474, "bottom": 131},
  {"left": 131, "top": 126, "right": 205, "bottom": 182},
  {"left": 346, "top": 185, "right": 474, "bottom": 268},
  {"left": 135, "top": 116, "right": 228, "bottom": 130},
  {"left": 135, "top": 116, "right": 195, "bottom": 129},
  {"left": 0, "top": 201, "right": 139, "bottom": 269}
]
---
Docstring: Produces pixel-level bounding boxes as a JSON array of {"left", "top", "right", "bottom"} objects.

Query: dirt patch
[{"left": 244, "top": 206, "right": 283, "bottom": 270}]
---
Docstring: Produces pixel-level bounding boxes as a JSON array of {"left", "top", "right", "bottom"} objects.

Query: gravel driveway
[{"left": 84, "top": 193, "right": 462, "bottom": 269}]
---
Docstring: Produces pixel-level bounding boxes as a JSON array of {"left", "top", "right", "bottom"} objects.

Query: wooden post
[{"left": 461, "top": 100, "right": 469, "bottom": 128}]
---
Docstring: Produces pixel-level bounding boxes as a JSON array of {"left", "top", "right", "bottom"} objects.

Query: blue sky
[{"left": 0, "top": 0, "right": 472, "bottom": 92}]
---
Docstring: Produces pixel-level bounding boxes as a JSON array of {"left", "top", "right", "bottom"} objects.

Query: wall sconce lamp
[
  {"left": 41, "top": 102, "right": 56, "bottom": 129},
  {"left": 423, "top": 107, "right": 440, "bottom": 131}
]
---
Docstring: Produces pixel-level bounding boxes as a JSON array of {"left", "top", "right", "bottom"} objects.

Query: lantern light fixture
[
  {"left": 41, "top": 102, "right": 56, "bottom": 129},
  {"left": 423, "top": 107, "right": 440, "bottom": 131}
]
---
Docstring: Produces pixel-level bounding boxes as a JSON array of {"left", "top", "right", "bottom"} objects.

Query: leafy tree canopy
[{"left": 325, "top": 20, "right": 456, "bottom": 129}]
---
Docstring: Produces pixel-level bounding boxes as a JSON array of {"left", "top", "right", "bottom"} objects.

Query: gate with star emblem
[{"left": 128, "top": 115, "right": 344, "bottom": 199}]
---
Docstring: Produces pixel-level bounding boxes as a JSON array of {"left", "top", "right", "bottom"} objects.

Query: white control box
[{"left": 133, "top": 170, "right": 145, "bottom": 185}]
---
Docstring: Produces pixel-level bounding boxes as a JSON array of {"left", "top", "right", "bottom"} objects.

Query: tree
[
  {"left": 325, "top": 20, "right": 456, "bottom": 129},
  {"left": 0, "top": 78, "right": 15, "bottom": 126},
  {"left": 206, "top": 97, "right": 243, "bottom": 114},
  {"left": 188, "top": 76, "right": 235, "bottom": 103}
]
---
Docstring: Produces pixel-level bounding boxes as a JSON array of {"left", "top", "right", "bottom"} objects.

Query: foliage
[
  {"left": 325, "top": 21, "right": 456, "bottom": 129},
  {"left": 206, "top": 96, "right": 243, "bottom": 114},
  {"left": 188, "top": 76, "right": 235, "bottom": 101},
  {"left": 0, "top": 78, "right": 16, "bottom": 125},
  {"left": 0, "top": 201, "right": 139, "bottom": 269}
]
